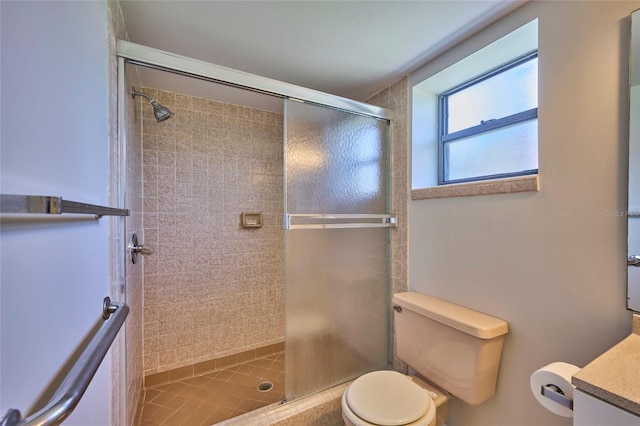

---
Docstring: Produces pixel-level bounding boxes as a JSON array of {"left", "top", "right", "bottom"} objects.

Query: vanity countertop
[{"left": 571, "top": 314, "right": 640, "bottom": 416}]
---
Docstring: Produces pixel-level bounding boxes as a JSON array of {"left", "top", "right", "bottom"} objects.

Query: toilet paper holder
[{"left": 540, "top": 384, "right": 573, "bottom": 410}]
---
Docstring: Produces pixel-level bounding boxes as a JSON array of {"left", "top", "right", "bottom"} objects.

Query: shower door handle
[{"left": 629, "top": 255, "right": 640, "bottom": 267}]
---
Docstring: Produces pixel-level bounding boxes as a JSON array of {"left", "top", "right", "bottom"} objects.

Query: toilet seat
[{"left": 343, "top": 371, "right": 436, "bottom": 426}]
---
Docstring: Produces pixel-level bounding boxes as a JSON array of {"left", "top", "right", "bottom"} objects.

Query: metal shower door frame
[
  {"left": 116, "top": 40, "right": 391, "bottom": 120},
  {"left": 115, "top": 39, "right": 394, "bottom": 406}
]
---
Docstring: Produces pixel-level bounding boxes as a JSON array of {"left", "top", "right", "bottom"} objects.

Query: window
[
  {"left": 411, "top": 19, "right": 538, "bottom": 197},
  {"left": 438, "top": 52, "right": 538, "bottom": 184}
]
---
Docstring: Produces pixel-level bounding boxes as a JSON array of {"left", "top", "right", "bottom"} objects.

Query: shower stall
[{"left": 117, "top": 40, "right": 398, "bottom": 423}]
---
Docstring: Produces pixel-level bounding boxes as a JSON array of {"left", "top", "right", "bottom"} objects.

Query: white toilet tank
[{"left": 393, "top": 292, "right": 508, "bottom": 406}]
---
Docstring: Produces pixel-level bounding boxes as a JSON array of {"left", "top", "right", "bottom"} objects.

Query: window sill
[{"left": 411, "top": 175, "right": 539, "bottom": 200}]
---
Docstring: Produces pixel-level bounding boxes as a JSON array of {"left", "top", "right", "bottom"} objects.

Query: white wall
[
  {"left": 1, "top": 2, "right": 112, "bottom": 424},
  {"left": 408, "top": 1, "right": 639, "bottom": 425}
]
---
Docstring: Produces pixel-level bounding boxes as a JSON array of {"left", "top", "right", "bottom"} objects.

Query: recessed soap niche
[{"left": 241, "top": 212, "right": 263, "bottom": 228}]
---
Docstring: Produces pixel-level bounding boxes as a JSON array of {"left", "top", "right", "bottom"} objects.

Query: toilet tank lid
[{"left": 392, "top": 292, "right": 508, "bottom": 339}]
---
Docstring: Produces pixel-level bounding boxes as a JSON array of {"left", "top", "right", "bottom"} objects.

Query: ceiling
[{"left": 119, "top": 0, "right": 526, "bottom": 111}]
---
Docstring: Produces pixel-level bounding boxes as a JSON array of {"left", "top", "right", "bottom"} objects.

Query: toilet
[{"left": 342, "top": 291, "right": 509, "bottom": 426}]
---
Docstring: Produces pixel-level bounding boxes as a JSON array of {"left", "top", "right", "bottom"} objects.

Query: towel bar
[{"left": 0, "top": 194, "right": 129, "bottom": 218}]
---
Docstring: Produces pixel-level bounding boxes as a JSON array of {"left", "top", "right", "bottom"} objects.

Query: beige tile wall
[
  {"left": 108, "top": 1, "right": 145, "bottom": 425},
  {"left": 107, "top": 2, "right": 124, "bottom": 423},
  {"left": 366, "top": 77, "right": 409, "bottom": 372},
  {"left": 141, "top": 89, "right": 285, "bottom": 376}
]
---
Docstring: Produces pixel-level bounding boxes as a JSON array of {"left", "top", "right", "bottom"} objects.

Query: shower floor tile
[{"left": 140, "top": 352, "right": 284, "bottom": 426}]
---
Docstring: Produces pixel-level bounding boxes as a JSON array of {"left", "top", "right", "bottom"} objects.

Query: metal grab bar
[
  {"left": 0, "top": 195, "right": 129, "bottom": 218},
  {"left": 285, "top": 213, "right": 398, "bottom": 230},
  {"left": 1, "top": 298, "right": 129, "bottom": 426}
]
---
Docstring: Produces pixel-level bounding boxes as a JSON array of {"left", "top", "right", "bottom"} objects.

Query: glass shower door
[{"left": 284, "top": 98, "right": 393, "bottom": 401}]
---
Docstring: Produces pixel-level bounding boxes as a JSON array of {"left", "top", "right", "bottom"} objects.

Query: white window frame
[{"left": 438, "top": 51, "right": 539, "bottom": 185}]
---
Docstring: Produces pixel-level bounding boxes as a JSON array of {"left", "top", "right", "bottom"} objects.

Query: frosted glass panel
[
  {"left": 285, "top": 99, "right": 391, "bottom": 401},
  {"left": 285, "top": 228, "right": 390, "bottom": 400},
  {"left": 445, "top": 120, "right": 538, "bottom": 181},
  {"left": 286, "top": 101, "right": 389, "bottom": 214},
  {"left": 448, "top": 57, "right": 538, "bottom": 133}
]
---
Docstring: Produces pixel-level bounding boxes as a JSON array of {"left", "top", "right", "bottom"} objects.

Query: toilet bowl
[
  {"left": 341, "top": 371, "right": 448, "bottom": 426},
  {"left": 341, "top": 292, "right": 509, "bottom": 426}
]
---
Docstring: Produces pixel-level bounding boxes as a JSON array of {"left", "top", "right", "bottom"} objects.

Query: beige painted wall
[{"left": 408, "top": 1, "right": 639, "bottom": 425}]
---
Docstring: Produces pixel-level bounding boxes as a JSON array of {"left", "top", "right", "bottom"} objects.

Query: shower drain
[{"left": 257, "top": 381, "right": 274, "bottom": 392}]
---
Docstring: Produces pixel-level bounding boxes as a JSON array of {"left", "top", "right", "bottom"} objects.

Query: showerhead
[
  {"left": 149, "top": 100, "right": 174, "bottom": 122},
  {"left": 131, "top": 88, "right": 174, "bottom": 122}
]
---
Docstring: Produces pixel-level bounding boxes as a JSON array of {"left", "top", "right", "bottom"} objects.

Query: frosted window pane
[
  {"left": 445, "top": 120, "right": 538, "bottom": 181},
  {"left": 447, "top": 57, "right": 538, "bottom": 133}
]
